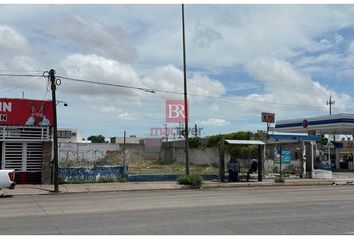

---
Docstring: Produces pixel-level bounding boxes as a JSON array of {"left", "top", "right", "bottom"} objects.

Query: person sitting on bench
[{"left": 247, "top": 160, "right": 258, "bottom": 182}]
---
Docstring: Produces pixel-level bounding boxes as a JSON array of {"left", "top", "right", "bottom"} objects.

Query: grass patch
[
  {"left": 275, "top": 176, "right": 285, "bottom": 183},
  {"left": 177, "top": 174, "right": 203, "bottom": 187},
  {"left": 128, "top": 159, "right": 218, "bottom": 175}
]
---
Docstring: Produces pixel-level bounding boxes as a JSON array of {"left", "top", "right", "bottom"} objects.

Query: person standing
[
  {"left": 235, "top": 159, "right": 240, "bottom": 182},
  {"left": 227, "top": 158, "right": 237, "bottom": 182}
]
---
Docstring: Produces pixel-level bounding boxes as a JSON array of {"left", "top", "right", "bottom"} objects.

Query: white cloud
[
  {"left": 52, "top": 16, "right": 137, "bottom": 63},
  {"left": 0, "top": 56, "right": 46, "bottom": 92},
  {"left": 91, "top": 105, "right": 135, "bottom": 120},
  {"left": 137, "top": 5, "right": 354, "bottom": 70},
  {"left": 142, "top": 65, "right": 226, "bottom": 99},
  {"left": 339, "top": 40, "right": 354, "bottom": 81},
  {"left": 60, "top": 55, "right": 226, "bottom": 109},
  {"left": 0, "top": 25, "right": 30, "bottom": 56},
  {"left": 335, "top": 34, "right": 344, "bottom": 44},
  {"left": 192, "top": 23, "right": 222, "bottom": 48},
  {"left": 60, "top": 54, "right": 146, "bottom": 101},
  {"left": 197, "top": 118, "right": 230, "bottom": 127},
  {"left": 349, "top": 40, "right": 354, "bottom": 54},
  {"left": 244, "top": 56, "right": 352, "bottom": 112}
]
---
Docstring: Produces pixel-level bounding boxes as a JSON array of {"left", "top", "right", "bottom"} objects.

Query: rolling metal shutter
[
  {"left": 3, "top": 143, "right": 23, "bottom": 171},
  {"left": 2, "top": 142, "right": 43, "bottom": 172},
  {"left": 26, "top": 143, "right": 43, "bottom": 172}
]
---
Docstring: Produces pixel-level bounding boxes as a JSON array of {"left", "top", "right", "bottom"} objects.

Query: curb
[
  {"left": 201, "top": 180, "right": 344, "bottom": 189},
  {"left": 5, "top": 179, "right": 354, "bottom": 196},
  {"left": 7, "top": 185, "right": 187, "bottom": 196}
]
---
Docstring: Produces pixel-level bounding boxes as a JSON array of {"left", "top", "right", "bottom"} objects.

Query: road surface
[{"left": 1, "top": 185, "right": 354, "bottom": 234}]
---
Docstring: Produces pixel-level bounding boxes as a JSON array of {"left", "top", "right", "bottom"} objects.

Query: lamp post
[{"left": 182, "top": 4, "right": 190, "bottom": 176}]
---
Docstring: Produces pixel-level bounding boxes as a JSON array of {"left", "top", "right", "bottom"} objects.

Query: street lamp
[{"left": 57, "top": 100, "right": 68, "bottom": 107}]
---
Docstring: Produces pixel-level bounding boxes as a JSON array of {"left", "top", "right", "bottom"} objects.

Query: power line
[
  {"left": 56, "top": 75, "right": 156, "bottom": 93},
  {"left": 56, "top": 74, "right": 348, "bottom": 112},
  {"left": 0, "top": 73, "right": 43, "bottom": 78},
  {"left": 0, "top": 72, "right": 350, "bottom": 112},
  {"left": 0, "top": 70, "right": 43, "bottom": 73}
]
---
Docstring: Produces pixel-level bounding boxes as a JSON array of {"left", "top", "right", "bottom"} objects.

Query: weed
[
  {"left": 275, "top": 176, "right": 285, "bottom": 183},
  {"left": 177, "top": 174, "right": 203, "bottom": 187}
]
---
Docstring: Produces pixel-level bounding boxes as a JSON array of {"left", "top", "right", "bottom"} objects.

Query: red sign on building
[{"left": 0, "top": 98, "right": 53, "bottom": 126}]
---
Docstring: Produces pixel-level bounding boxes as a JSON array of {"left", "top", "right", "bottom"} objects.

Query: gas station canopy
[
  {"left": 225, "top": 140, "right": 265, "bottom": 145},
  {"left": 274, "top": 113, "right": 354, "bottom": 135}
]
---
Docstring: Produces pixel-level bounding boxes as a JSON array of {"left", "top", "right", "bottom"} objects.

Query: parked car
[{"left": 0, "top": 170, "right": 16, "bottom": 190}]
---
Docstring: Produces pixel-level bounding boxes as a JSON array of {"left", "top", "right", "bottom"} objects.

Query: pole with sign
[{"left": 261, "top": 112, "right": 275, "bottom": 135}]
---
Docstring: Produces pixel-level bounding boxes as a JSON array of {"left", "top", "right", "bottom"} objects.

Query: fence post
[
  {"left": 219, "top": 136, "right": 225, "bottom": 182},
  {"left": 123, "top": 148, "right": 129, "bottom": 179}
]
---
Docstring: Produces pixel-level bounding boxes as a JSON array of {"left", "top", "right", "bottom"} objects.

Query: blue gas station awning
[{"left": 268, "top": 134, "right": 321, "bottom": 141}]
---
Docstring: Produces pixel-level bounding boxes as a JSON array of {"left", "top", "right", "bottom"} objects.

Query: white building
[
  {"left": 58, "top": 128, "right": 84, "bottom": 143},
  {"left": 110, "top": 135, "right": 141, "bottom": 144}
]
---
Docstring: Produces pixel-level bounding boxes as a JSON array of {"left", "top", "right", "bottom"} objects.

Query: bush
[
  {"left": 275, "top": 176, "right": 285, "bottom": 183},
  {"left": 177, "top": 174, "right": 203, "bottom": 187},
  {"left": 58, "top": 174, "right": 65, "bottom": 185}
]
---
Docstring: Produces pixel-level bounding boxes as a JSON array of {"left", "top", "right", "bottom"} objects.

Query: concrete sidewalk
[{"left": 2, "top": 175, "right": 354, "bottom": 196}]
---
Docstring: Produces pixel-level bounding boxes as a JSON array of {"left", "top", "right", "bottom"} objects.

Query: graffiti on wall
[
  {"left": 59, "top": 166, "right": 125, "bottom": 181},
  {"left": 59, "top": 143, "right": 123, "bottom": 167}
]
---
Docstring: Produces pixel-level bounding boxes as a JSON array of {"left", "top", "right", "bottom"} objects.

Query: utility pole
[
  {"left": 49, "top": 69, "right": 59, "bottom": 193},
  {"left": 327, "top": 96, "right": 335, "bottom": 115},
  {"left": 163, "top": 123, "right": 168, "bottom": 143},
  {"left": 182, "top": 4, "right": 190, "bottom": 176},
  {"left": 173, "top": 132, "right": 176, "bottom": 162},
  {"left": 219, "top": 136, "right": 225, "bottom": 182},
  {"left": 327, "top": 96, "right": 337, "bottom": 168}
]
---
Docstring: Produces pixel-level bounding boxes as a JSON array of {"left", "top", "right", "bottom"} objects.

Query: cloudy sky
[{"left": 1, "top": 4, "right": 354, "bottom": 139}]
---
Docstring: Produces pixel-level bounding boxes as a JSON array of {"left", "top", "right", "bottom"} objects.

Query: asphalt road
[{"left": 1, "top": 185, "right": 354, "bottom": 235}]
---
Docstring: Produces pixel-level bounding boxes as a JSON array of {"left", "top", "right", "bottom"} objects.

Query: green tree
[
  {"left": 318, "top": 135, "right": 328, "bottom": 146},
  {"left": 189, "top": 137, "right": 202, "bottom": 148},
  {"left": 206, "top": 131, "right": 261, "bottom": 158},
  {"left": 88, "top": 135, "right": 106, "bottom": 143}
]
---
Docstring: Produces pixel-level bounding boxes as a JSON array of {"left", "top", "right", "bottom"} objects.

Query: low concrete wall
[
  {"left": 59, "top": 142, "right": 122, "bottom": 167},
  {"left": 312, "top": 169, "right": 333, "bottom": 179},
  {"left": 59, "top": 142, "right": 160, "bottom": 167},
  {"left": 162, "top": 147, "right": 219, "bottom": 165},
  {"left": 128, "top": 174, "right": 219, "bottom": 182},
  {"left": 59, "top": 166, "right": 125, "bottom": 182}
]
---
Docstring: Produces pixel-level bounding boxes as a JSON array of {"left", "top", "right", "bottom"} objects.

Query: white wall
[{"left": 59, "top": 142, "right": 121, "bottom": 166}]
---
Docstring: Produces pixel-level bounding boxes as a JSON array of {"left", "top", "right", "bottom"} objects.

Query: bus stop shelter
[{"left": 219, "top": 139, "right": 265, "bottom": 182}]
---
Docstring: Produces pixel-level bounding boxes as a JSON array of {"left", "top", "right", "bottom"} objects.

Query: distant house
[
  {"left": 110, "top": 135, "right": 141, "bottom": 144},
  {"left": 58, "top": 128, "right": 84, "bottom": 143}
]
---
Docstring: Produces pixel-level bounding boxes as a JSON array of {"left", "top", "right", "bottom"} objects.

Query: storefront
[{"left": 0, "top": 98, "right": 53, "bottom": 184}]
